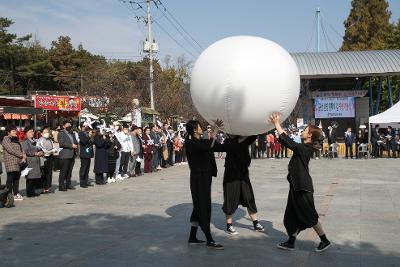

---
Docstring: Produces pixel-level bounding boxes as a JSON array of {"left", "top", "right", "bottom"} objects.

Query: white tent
[
  {"left": 369, "top": 101, "right": 400, "bottom": 127},
  {"left": 80, "top": 108, "right": 99, "bottom": 120}
]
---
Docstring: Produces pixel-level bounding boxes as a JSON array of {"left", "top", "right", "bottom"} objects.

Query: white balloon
[{"left": 190, "top": 36, "right": 300, "bottom": 136}]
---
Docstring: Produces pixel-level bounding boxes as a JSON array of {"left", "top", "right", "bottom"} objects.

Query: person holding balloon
[
  {"left": 213, "top": 134, "right": 265, "bottom": 235},
  {"left": 185, "top": 119, "right": 224, "bottom": 250},
  {"left": 269, "top": 113, "right": 331, "bottom": 253}
]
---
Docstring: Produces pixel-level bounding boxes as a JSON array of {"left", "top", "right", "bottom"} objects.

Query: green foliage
[{"left": 341, "top": 0, "right": 392, "bottom": 51}]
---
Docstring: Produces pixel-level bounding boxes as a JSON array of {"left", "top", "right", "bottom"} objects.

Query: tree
[
  {"left": 341, "top": 0, "right": 392, "bottom": 51},
  {"left": 388, "top": 18, "right": 400, "bottom": 49},
  {"left": 0, "top": 17, "right": 32, "bottom": 94}
]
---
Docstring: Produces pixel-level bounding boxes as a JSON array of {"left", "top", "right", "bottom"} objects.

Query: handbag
[{"left": 19, "top": 160, "right": 28, "bottom": 171}]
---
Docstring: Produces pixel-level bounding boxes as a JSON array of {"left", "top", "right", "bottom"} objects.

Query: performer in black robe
[
  {"left": 215, "top": 135, "right": 264, "bottom": 235},
  {"left": 270, "top": 113, "right": 331, "bottom": 253},
  {"left": 185, "top": 120, "right": 223, "bottom": 250}
]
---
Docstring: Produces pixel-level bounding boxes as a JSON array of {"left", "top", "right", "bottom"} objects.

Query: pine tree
[
  {"left": 341, "top": 0, "right": 392, "bottom": 51},
  {"left": 388, "top": 18, "right": 400, "bottom": 49}
]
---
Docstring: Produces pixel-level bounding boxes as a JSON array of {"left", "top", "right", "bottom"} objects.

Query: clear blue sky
[{"left": 2, "top": 0, "right": 400, "bottom": 63}]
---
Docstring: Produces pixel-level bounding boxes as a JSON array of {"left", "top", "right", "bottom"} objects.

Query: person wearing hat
[
  {"left": 2, "top": 125, "right": 26, "bottom": 200},
  {"left": 78, "top": 122, "right": 94, "bottom": 188}
]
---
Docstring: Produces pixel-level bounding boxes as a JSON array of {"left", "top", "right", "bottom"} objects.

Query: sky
[{"left": 2, "top": 0, "right": 400, "bottom": 63}]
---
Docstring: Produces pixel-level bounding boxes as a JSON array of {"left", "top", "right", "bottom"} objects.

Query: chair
[
  {"left": 358, "top": 144, "right": 368, "bottom": 159},
  {"left": 328, "top": 143, "right": 339, "bottom": 159}
]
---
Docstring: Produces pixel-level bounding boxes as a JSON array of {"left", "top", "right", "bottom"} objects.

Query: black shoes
[
  {"left": 206, "top": 241, "right": 224, "bottom": 250},
  {"left": 59, "top": 187, "right": 67, "bottom": 192},
  {"left": 315, "top": 240, "right": 331, "bottom": 252},
  {"left": 253, "top": 223, "right": 265, "bottom": 232},
  {"left": 80, "top": 185, "right": 88, "bottom": 188},
  {"left": 277, "top": 241, "right": 295, "bottom": 251},
  {"left": 188, "top": 239, "right": 206, "bottom": 245},
  {"left": 67, "top": 186, "right": 76, "bottom": 190}
]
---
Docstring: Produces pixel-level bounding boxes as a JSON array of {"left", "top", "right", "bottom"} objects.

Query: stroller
[{"left": 0, "top": 185, "right": 14, "bottom": 208}]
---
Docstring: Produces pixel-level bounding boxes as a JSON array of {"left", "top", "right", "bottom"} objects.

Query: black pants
[
  {"left": 135, "top": 161, "right": 141, "bottom": 175},
  {"left": 284, "top": 187, "right": 319, "bottom": 236},
  {"left": 190, "top": 171, "right": 213, "bottom": 242},
  {"left": 26, "top": 179, "right": 39, "bottom": 196},
  {"left": 6, "top": 171, "right": 21, "bottom": 195},
  {"left": 59, "top": 158, "right": 75, "bottom": 188},
  {"left": 168, "top": 144, "right": 174, "bottom": 166},
  {"left": 280, "top": 145, "right": 288, "bottom": 158},
  {"left": 372, "top": 141, "right": 379, "bottom": 157},
  {"left": 95, "top": 173, "right": 104, "bottom": 184},
  {"left": 79, "top": 158, "right": 91, "bottom": 186},
  {"left": 119, "top": 152, "right": 130, "bottom": 175},
  {"left": 345, "top": 144, "right": 353, "bottom": 158},
  {"left": 53, "top": 156, "right": 60, "bottom": 171},
  {"left": 42, "top": 156, "right": 54, "bottom": 190}
]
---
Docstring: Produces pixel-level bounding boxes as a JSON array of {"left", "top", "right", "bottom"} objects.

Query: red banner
[{"left": 34, "top": 95, "right": 81, "bottom": 111}]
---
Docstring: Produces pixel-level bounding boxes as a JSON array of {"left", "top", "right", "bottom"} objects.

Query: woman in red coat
[{"left": 142, "top": 127, "right": 154, "bottom": 173}]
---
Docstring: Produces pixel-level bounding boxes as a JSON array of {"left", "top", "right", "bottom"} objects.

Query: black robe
[
  {"left": 215, "top": 136, "right": 258, "bottom": 215},
  {"left": 185, "top": 137, "right": 217, "bottom": 241},
  {"left": 278, "top": 133, "right": 319, "bottom": 236},
  {"left": 93, "top": 135, "right": 111, "bottom": 174}
]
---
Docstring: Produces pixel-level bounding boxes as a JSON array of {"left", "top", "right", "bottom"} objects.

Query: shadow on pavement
[{"left": 0, "top": 203, "right": 399, "bottom": 267}]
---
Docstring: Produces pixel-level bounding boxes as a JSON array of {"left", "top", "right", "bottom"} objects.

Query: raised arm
[{"left": 269, "top": 113, "right": 299, "bottom": 151}]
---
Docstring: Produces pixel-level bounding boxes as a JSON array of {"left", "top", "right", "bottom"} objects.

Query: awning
[
  {"left": 0, "top": 106, "right": 44, "bottom": 115},
  {"left": 369, "top": 101, "right": 400, "bottom": 127}
]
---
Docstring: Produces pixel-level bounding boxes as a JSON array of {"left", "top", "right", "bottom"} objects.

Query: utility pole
[
  {"left": 316, "top": 7, "right": 321, "bottom": 52},
  {"left": 146, "top": 0, "right": 155, "bottom": 120},
  {"left": 80, "top": 73, "right": 83, "bottom": 92}
]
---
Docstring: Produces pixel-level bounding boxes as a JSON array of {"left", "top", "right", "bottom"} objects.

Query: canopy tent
[
  {"left": 369, "top": 101, "right": 400, "bottom": 127},
  {"left": 79, "top": 108, "right": 99, "bottom": 120}
]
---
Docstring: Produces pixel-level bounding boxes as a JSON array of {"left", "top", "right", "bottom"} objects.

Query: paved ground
[{"left": 0, "top": 157, "right": 399, "bottom": 267}]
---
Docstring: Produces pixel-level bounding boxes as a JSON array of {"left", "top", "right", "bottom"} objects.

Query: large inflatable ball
[{"left": 190, "top": 36, "right": 300, "bottom": 136}]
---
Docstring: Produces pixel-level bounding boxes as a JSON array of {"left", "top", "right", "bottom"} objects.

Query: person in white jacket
[{"left": 115, "top": 124, "right": 133, "bottom": 179}]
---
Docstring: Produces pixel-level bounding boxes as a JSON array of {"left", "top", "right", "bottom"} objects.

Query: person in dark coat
[
  {"left": 93, "top": 130, "right": 111, "bottom": 185},
  {"left": 270, "top": 113, "right": 331, "bottom": 253},
  {"left": 371, "top": 124, "right": 380, "bottom": 158},
  {"left": 257, "top": 134, "right": 267, "bottom": 158},
  {"left": 214, "top": 135, "right": 264, "bottom": 235},
  {"left": 78, "top": 124, "right": 94, "bottom": 188},
  {"left": 344, "top": 128, "right": 355, "bottom": 159},
  {"left": 107, "top": 131, "right": 121, "bottom": 181},
  {"left": 185, "top": 120, "right": 224, "bottom": 250},
  {"left": 143, "top": 127, "right": 154, "bottom": 173},
  {"left": 21, "top": 126, "right": 44, "bottom": 198},
  {"left": 58, "top": 121, "right": 78, "bottom": 191}
]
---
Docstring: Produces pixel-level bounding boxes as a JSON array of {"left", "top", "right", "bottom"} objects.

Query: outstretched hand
[{"left": 269, "top": 113, "right": 281, "bottom": 125}]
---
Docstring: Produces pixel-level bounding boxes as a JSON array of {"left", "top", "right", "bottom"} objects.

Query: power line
[
  {"left": 155, "top": 0, "right": 203, "bottom": 51},
  {"left": 120, "top": 0, "right": 197, "bottom": 59},
  {"left": 154, "top": 5, "right": 202, "bottom": 54},
  {"left": 153, "top": 20, "right": 197, "bottom": 59}
]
